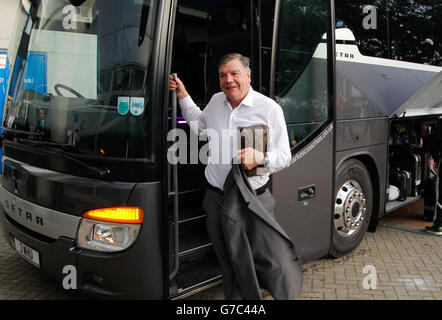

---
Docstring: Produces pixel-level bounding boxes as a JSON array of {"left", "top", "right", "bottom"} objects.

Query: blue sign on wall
[
  {"left": 24, "top": 52, "right": 47, "bottom": 94},
  {"left": 7, "top": 51, "right": 48, "bottom": 98},
  {"left": 0, "top": 50, "right": 9, "bottom": 109},
  {"left": 0, "top": 51, "right": 47, "bottom": 173},
  {"left": 0, "top": 49, "right": 11, "bottom": 173}
]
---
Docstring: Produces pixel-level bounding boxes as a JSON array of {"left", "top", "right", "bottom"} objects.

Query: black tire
[{"left": 329, "top": 159, "right": 373, "bottom": 258}]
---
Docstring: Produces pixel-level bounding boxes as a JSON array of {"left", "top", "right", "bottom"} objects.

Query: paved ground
[
  {"left": 0, "top": 231, "right": 86, "bottom": 300},
  {"left": 0, "top": 223, "right": 441, "bottom": 300},
  {"left": 187, "top": 225, "right": 442, "bottom": 300}
]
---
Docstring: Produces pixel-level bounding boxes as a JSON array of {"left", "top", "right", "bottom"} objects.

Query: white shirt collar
[{"left": 223, "top": 86, "right": 255, "bottom": 109}]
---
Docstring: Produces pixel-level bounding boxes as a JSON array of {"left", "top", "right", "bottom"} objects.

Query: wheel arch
[{"left": 337, "top": 153, "right": 381, "bottom": 233}]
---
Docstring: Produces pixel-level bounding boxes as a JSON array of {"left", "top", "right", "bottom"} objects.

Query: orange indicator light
[{"left": 83, "top": 207, "right": 144, "bottom": 224}]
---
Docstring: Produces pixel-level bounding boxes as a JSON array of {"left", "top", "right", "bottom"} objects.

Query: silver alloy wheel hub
[{"left": 334, "top": 180, "right": 367, "bottom": 237}]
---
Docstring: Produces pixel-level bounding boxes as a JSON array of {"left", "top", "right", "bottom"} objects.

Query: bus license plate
[{"left": 11, "top": 236, "right": 40, "bottom": 268}]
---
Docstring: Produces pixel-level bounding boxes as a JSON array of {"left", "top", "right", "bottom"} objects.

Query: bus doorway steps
[
  {"left": 170, "top": 252, "right": 222, "bottom": 298},
  {"left": 168, "top": 195, "right": 212, "bottom": 260},
  {"left": 177, "top": 209, "right": 212, "bottom": 261},
  {"left": 177, "top": 202, "right": 207, "bottom": 224},
  {"left": 168, "top": 190, "right": 220, "bottom": 297}
]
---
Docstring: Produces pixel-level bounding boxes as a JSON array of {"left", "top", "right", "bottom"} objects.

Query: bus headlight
[
  {"left": 77, "top": 219, "right": 141, "bottom": 252},
  {"left": 76, "top": 207, "right": 143, "bottom": 252}
]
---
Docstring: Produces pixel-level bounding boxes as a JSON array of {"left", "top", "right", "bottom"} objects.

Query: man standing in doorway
[
  {"left": 169, "top": 53, "right": 300, "bottom": 299},
  {"left": 36, "top": 108, "right": 50, "bottom": 140}
]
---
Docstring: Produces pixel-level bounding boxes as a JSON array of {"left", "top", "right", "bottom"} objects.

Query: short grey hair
[{"left": 218, "top": 53, "right": 251, "bottom": 74}]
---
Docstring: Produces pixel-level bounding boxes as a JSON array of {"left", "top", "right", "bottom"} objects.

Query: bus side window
[{"left": 273, "top": 0, "right": 331, "bottom": 151}]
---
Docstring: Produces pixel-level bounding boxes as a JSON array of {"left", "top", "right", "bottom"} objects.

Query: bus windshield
[{"left": 3, "top": 0, "right": 157, "bottom": 164}]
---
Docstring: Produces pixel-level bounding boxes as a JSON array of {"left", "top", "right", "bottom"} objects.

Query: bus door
[
  {"left": 167, "top": 0, "right": 335, "bottom": 294},
  {"left": 167, "top": 0, "right": 260, "bottom": 296},
  {"left": 265, "top": 0, "right": 335, "bottom": 263}
]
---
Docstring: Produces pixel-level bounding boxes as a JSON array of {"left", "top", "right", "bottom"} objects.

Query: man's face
[{"left": 218, "top": 58, "right": 251, "bottom": 107}]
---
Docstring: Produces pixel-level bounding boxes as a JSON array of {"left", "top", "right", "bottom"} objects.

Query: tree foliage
[{"left": 335, "top": 0, "right": 441, "bottom": 66}]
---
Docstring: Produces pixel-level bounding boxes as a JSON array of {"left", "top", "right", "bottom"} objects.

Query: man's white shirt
[{"left": 178, "top": 87, "right": 291, "bottom": 190}]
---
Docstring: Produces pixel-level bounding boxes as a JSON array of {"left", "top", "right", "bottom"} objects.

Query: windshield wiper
[
  {"left": 17, "top": 138, "right": 75, "bottom": 150},
  {"left": 14, "top": 138, "right": 111, "bottom": 177},
  {"left": 1, "top": 126, "right": 43, "bottom": 137}
]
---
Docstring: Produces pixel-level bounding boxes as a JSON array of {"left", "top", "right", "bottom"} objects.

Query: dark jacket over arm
[{"left": 220, "top": 164, "right": 302, "bottom": 300}]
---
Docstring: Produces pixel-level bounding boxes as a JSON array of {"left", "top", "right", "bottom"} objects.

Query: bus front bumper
[{"left": 0, "top": 207, "right": 163, "bottom": 299}]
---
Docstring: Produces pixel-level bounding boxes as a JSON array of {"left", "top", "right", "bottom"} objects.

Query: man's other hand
[{"left": 238, "top": 147, "right": 264, "bottom": 171}]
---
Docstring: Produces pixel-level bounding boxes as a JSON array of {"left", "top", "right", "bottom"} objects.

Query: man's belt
[{"left": 206, "top": 181, "right": 268, "bottom": 196}]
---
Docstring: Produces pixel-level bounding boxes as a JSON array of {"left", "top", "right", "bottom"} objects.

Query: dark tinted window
[
  {"left": 260, "top": 0, "right": 276, "bottom": 96},
  {"left": 274, "top": 0, "right": 331, "bottom": 149},
  {"left": 4, "top": 0, "right": 158, "bottom": 162}
]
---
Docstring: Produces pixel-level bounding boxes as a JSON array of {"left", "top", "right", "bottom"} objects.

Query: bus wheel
[{"left": 330, "top": 159, "right": 372, "bottom": 258}]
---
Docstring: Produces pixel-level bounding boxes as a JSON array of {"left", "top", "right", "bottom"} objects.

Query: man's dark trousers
[
  {"left": 202, "top": 184, "right": 298, "bottom": 299},
  {"left": 203, "top": 188, "right": 244, "bottom": 299}
]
